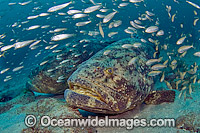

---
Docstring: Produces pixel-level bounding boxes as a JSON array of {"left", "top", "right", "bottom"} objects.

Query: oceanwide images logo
[
  {"left": 24, "top": 115, "right": 175, "bottom": 129},
  {"left": 24, "top": 115, "right": 37, "bottom": 127}
]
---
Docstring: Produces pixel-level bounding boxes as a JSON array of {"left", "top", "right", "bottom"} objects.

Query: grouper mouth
[
  {"left": 67, "top": 82, "right": 104, "bottom": 102},
  {"left": 64, "top": 78, "right": 116, "bottom": 114}
]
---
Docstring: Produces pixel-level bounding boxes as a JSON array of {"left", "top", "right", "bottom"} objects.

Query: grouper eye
[{"left": 104, "top": 68, "right": 113, "bottom": 75}]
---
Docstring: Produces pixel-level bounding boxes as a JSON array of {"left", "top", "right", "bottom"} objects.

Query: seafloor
[
  {"left": 0, "top": 80, "right": 200, "bottom": 133},
  {"left": 0, "top": 0, "right": 200, "bottom": 132}
]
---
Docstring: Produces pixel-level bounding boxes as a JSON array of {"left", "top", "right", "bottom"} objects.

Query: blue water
[
  {"left": 0, "top": 0, "right": 200, "bottom": 132},
  {"left": 0, "top": 0, "right": 198, "bottom": 91},
  {"left": 0, "top": 0, "right": 200, "bottom": 131},
  {"left": 0, "top": 0, "right": 198, "bottom": 88}
]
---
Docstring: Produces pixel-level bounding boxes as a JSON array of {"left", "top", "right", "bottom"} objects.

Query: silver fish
[
  {"left": 148, "top": 71, "right": 162, "bottom": 76},
  {"left": 96, "top": 14, "right": 105, "bottom": 18},
  {"left": 39, "top": 13, "right": 49, "bottom": 17},
  {"left": 27, "top": 25, "right": 40, "bottom": 30},
  {"left": 145, "top": 26, "right": 159, "bottom": 33},
  {"left": 103, "top": 11, "right": 117, "bottom": 23},
  {"left": 186, "top": 1, "right": 200, "bottom": 9},
  {"left": 176, "top": 36, "right": 186, "bottom": 45},
  {"left": 129, "top": 0, "right": 143, "bottom": 3},
  {"left": 1, "top": 45, "right": 14, "bottom": 52},
  {"left": 193, "top": 52, "right": 200, "bottom": 57},
  {"left": 67, "top": 10, "right": 82, "bottom": 15},
  {"left": 72, "top": 13, "right": 88, "bottom": 19},
  {"left": 14, "top": 40, "right": 35, "bottom": 49},
  {"left": 40, "top": 60, "right": 49, "bottom": 66},
  {"left": 27, "top": 15, "right": 38, "bottom": 20},
  {"left": 51, "top": 34, "right": 75, "bottom": 41},
  {"left": 13, "top": 66, "right": 24, "bottom": 72},
  {"left": 108, "top": 32, "right": 118, "bottom": 37},
  {"left": 178, "top": 45, "right": 193, "bottom": 53},
  {"left": 84, "top": 5, "right": 101, "bottom": 13},
  {"left": 119, "top": 3, "right": 129, "bottom": 7},
  {"left": 130, "top": 21, "right": 145, "bottom": 29},
  {"left": 47, "top": 1, "right": 72, "bottom": 12},
  {"left": 113, "top": 20, "right": 122, "bottom": 27},
  {"left": 99, "top": 22, "right": 104, "bottom": 38},
  {"left": 128, "top": 57, "right": 138, "bottom": 65},
  {"left": 29, "top": 40, "right": 41, "bottom": 48},
  {"left": 156, "top": 30, "right": 164, "bottom": 36},
  {"left": 75, "top": 21, "right": 91, "bottom": 27},
  {"left": 0, "top": 68, "right": 10, "bottom": 74},
  {"left": 151, "top": 64, "right": 167, "bottom": 70}
]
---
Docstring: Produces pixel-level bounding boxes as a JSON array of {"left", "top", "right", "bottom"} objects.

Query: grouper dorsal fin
[{"left": 144, "top": 90, "right": 175, "bottom": 105}]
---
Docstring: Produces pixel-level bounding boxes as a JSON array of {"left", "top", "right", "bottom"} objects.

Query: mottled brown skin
[
  {"left": 26, "top": 49, "right": 82, "bottom": 94},
  {"left": 27, "top": 39, "right": 113, "bottom": 94},
  {"left": 65, "top": 38, "right": 155, "bottom": 114},
  {"left": 26, "top": 71, "right": 69, "bottom": 94},
  {"left": 144, "top": 90, "right": 175, "bottom": 105}
]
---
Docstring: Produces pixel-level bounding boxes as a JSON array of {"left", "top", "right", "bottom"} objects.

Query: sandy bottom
[{"left": 0, "top": 83, "right": 199, "bottom": 133}]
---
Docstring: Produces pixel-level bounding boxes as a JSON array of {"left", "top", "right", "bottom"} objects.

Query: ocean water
[{"left": 0, "top": 0, "right": 200, "bottom": 132}]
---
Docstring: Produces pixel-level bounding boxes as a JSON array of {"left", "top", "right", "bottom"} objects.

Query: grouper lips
[{"left": 64, "top": 78, "right": 119, "bottom": 114}]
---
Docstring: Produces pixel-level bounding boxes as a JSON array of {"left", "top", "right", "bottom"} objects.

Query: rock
[
  {"left": 0, "top": 90, "right": 35, "bottom": 114},
  {"left": 0, "top": 96, "right": 96, "bottom": 132},
  {"left": 176, "top": 112, "right": 200, "bottom": 132}
]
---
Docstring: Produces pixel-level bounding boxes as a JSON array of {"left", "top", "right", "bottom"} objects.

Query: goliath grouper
[
  {"left": 26, "top": 39, "right": 116, "bottom": 94},
  {"left": 64, "top": 38, "right": 175, "bottom": 114}
]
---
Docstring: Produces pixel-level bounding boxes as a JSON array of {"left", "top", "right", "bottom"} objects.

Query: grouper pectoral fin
[{"left": 144, "top": 90, "right": 175, "bottom": 105}]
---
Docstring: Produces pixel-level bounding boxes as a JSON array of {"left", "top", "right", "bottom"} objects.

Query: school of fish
[{"left": 0, "top": 0, "right": 199, "bottom": 103}]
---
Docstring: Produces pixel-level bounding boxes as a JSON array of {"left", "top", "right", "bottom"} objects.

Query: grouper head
[{"left": 64, "top": 38, "right": 155, "bottom": 114}]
